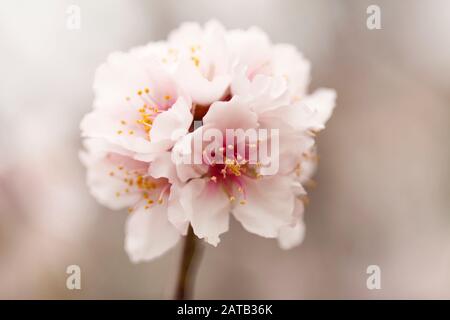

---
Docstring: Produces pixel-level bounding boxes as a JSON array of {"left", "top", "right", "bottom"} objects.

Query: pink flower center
[{"left": 204, "top": 143, "right": 261, "bottom": 205}]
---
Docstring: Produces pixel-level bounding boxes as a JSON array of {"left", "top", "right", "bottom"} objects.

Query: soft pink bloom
[
  {"left": 162, "top": 77, "right": 334, "bottom": 247},
  {"left": 81, "top": 20, "right": 336, "bottom": 262},
  {"left": 80, "top": 140, "right": 182, "bottom": 262},
  {"left": 80, "top": 50, "right": 193, "bottom": 157}
]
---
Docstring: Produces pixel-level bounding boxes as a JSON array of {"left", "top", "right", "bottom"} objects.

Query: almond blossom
[
  {"left": 80, "top": 140, "right": 182, "bottom": 262},
  {"left": 80, "top": 20, "right": 336, "bottom": 263},
  {"left": 160, "top": 74, "right": 334, "bottom": 248}
]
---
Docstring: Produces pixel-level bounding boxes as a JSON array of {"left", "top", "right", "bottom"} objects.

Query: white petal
[
  {"left": 93, "top": 51, "right": 179, "bottom": 110},
  {"left": 80, "top": 151, "right": 146, "bottom": 210},
  {"left": 170, "top": 130, "right": 209, "bottom": 182},
  {"left": 226, "top": 27, "right": 272, "bottom": 76},
  {"left": 278, "top": 220, "right": 306, "bottom": 250},
  {"left": 167, "top": 183, "right": 189, "bottom": 235},
  {"left": 179, "top": 179, "right": 230, "bottom": 246},
  {"left": 231, "top": 70, "right": 290, "bottom": 114},
  {"left": 302, "top": 88, "right": 337, "bottom": 129},
  {"left": 125, "top": 199, "right": 181, "bottom": 263},
  {"left": 272, "top": 44, "right": 311, "bottom": 97},
  {"left": 278, "top": 200, "right": 306, "bottom": 250},
  {"left": 82, "top": 137, "right": 134, "bottom": 158},
  {"left": 295, "top": 149, "right": 318, "bottom": 184},
  {"left": 174, "top": 60, "right": 230, "bottom": 105},
  {"left": 82, "top": 48, "right": 184, "bottom": 155},
  {"left": 274, "top": 100, "right": 322, "bottom": 131},
  {"left": 80, "top": 110, "right": 153, "bottom": 154},
  {"left": 148, "top": 151, "right": 180, "bottom": 185},
  {"left": 277, "top": 133, "right": 315, "bottom": 176},
  {"left": 232, "top": 175, "right": 295, "bottom": 238},
  {"left": 230, "top": 64, "right": 251, "bottom": 96},
  {"left": 203, "top": 96, "right": 258, "bottom": 131},
  {"left": 92, "top": 51, "right": 151, "bottom": 109},
  {"left": 150, "top": 97, "right": 192, "bottom": 144}
]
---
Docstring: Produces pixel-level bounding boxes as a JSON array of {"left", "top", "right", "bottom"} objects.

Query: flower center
[
  {"left": 117, "top": 88, "right": 173, "bottom": 139},
  {"left": 205, "top": 144, "right": 262, "bottom": 205},
  {"left": 106, "top": 154, "right": 170, "bottom": 213}
]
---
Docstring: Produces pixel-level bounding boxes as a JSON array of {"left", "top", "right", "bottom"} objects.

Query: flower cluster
[{"left": 80, "top": 21, "right": 336, "bottom": 262}]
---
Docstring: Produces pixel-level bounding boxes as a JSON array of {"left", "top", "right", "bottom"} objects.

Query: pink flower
[
  {"left": 80, "top": 140, "right": 182, "bottom": 262},
  {"left": 162, "top": 77, "right": 333, "bottom": 247},
  {"left": 81, "top": 20, "right": 336, "bottom": 262}
]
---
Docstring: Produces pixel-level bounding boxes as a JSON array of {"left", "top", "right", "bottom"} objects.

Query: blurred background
[{"left": 0, "top": 0, "right": 449, "bottom": 299}]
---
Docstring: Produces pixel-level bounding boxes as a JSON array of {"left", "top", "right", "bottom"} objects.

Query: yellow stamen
[
  {"left": 191, "top": 56, "right": 200, "bottom": 67},
  {"left": 225, "top": 158, "right": 241, "bottom": 177}
]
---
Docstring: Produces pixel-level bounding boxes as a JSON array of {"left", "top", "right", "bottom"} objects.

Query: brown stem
[{"left": 174, "top": 226, "right": 203, "bottom": 300}]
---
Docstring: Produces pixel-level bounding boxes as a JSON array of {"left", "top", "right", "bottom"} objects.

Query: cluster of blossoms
[{"left": 80, "top": 21, "right": 336, "bottom": 262}]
